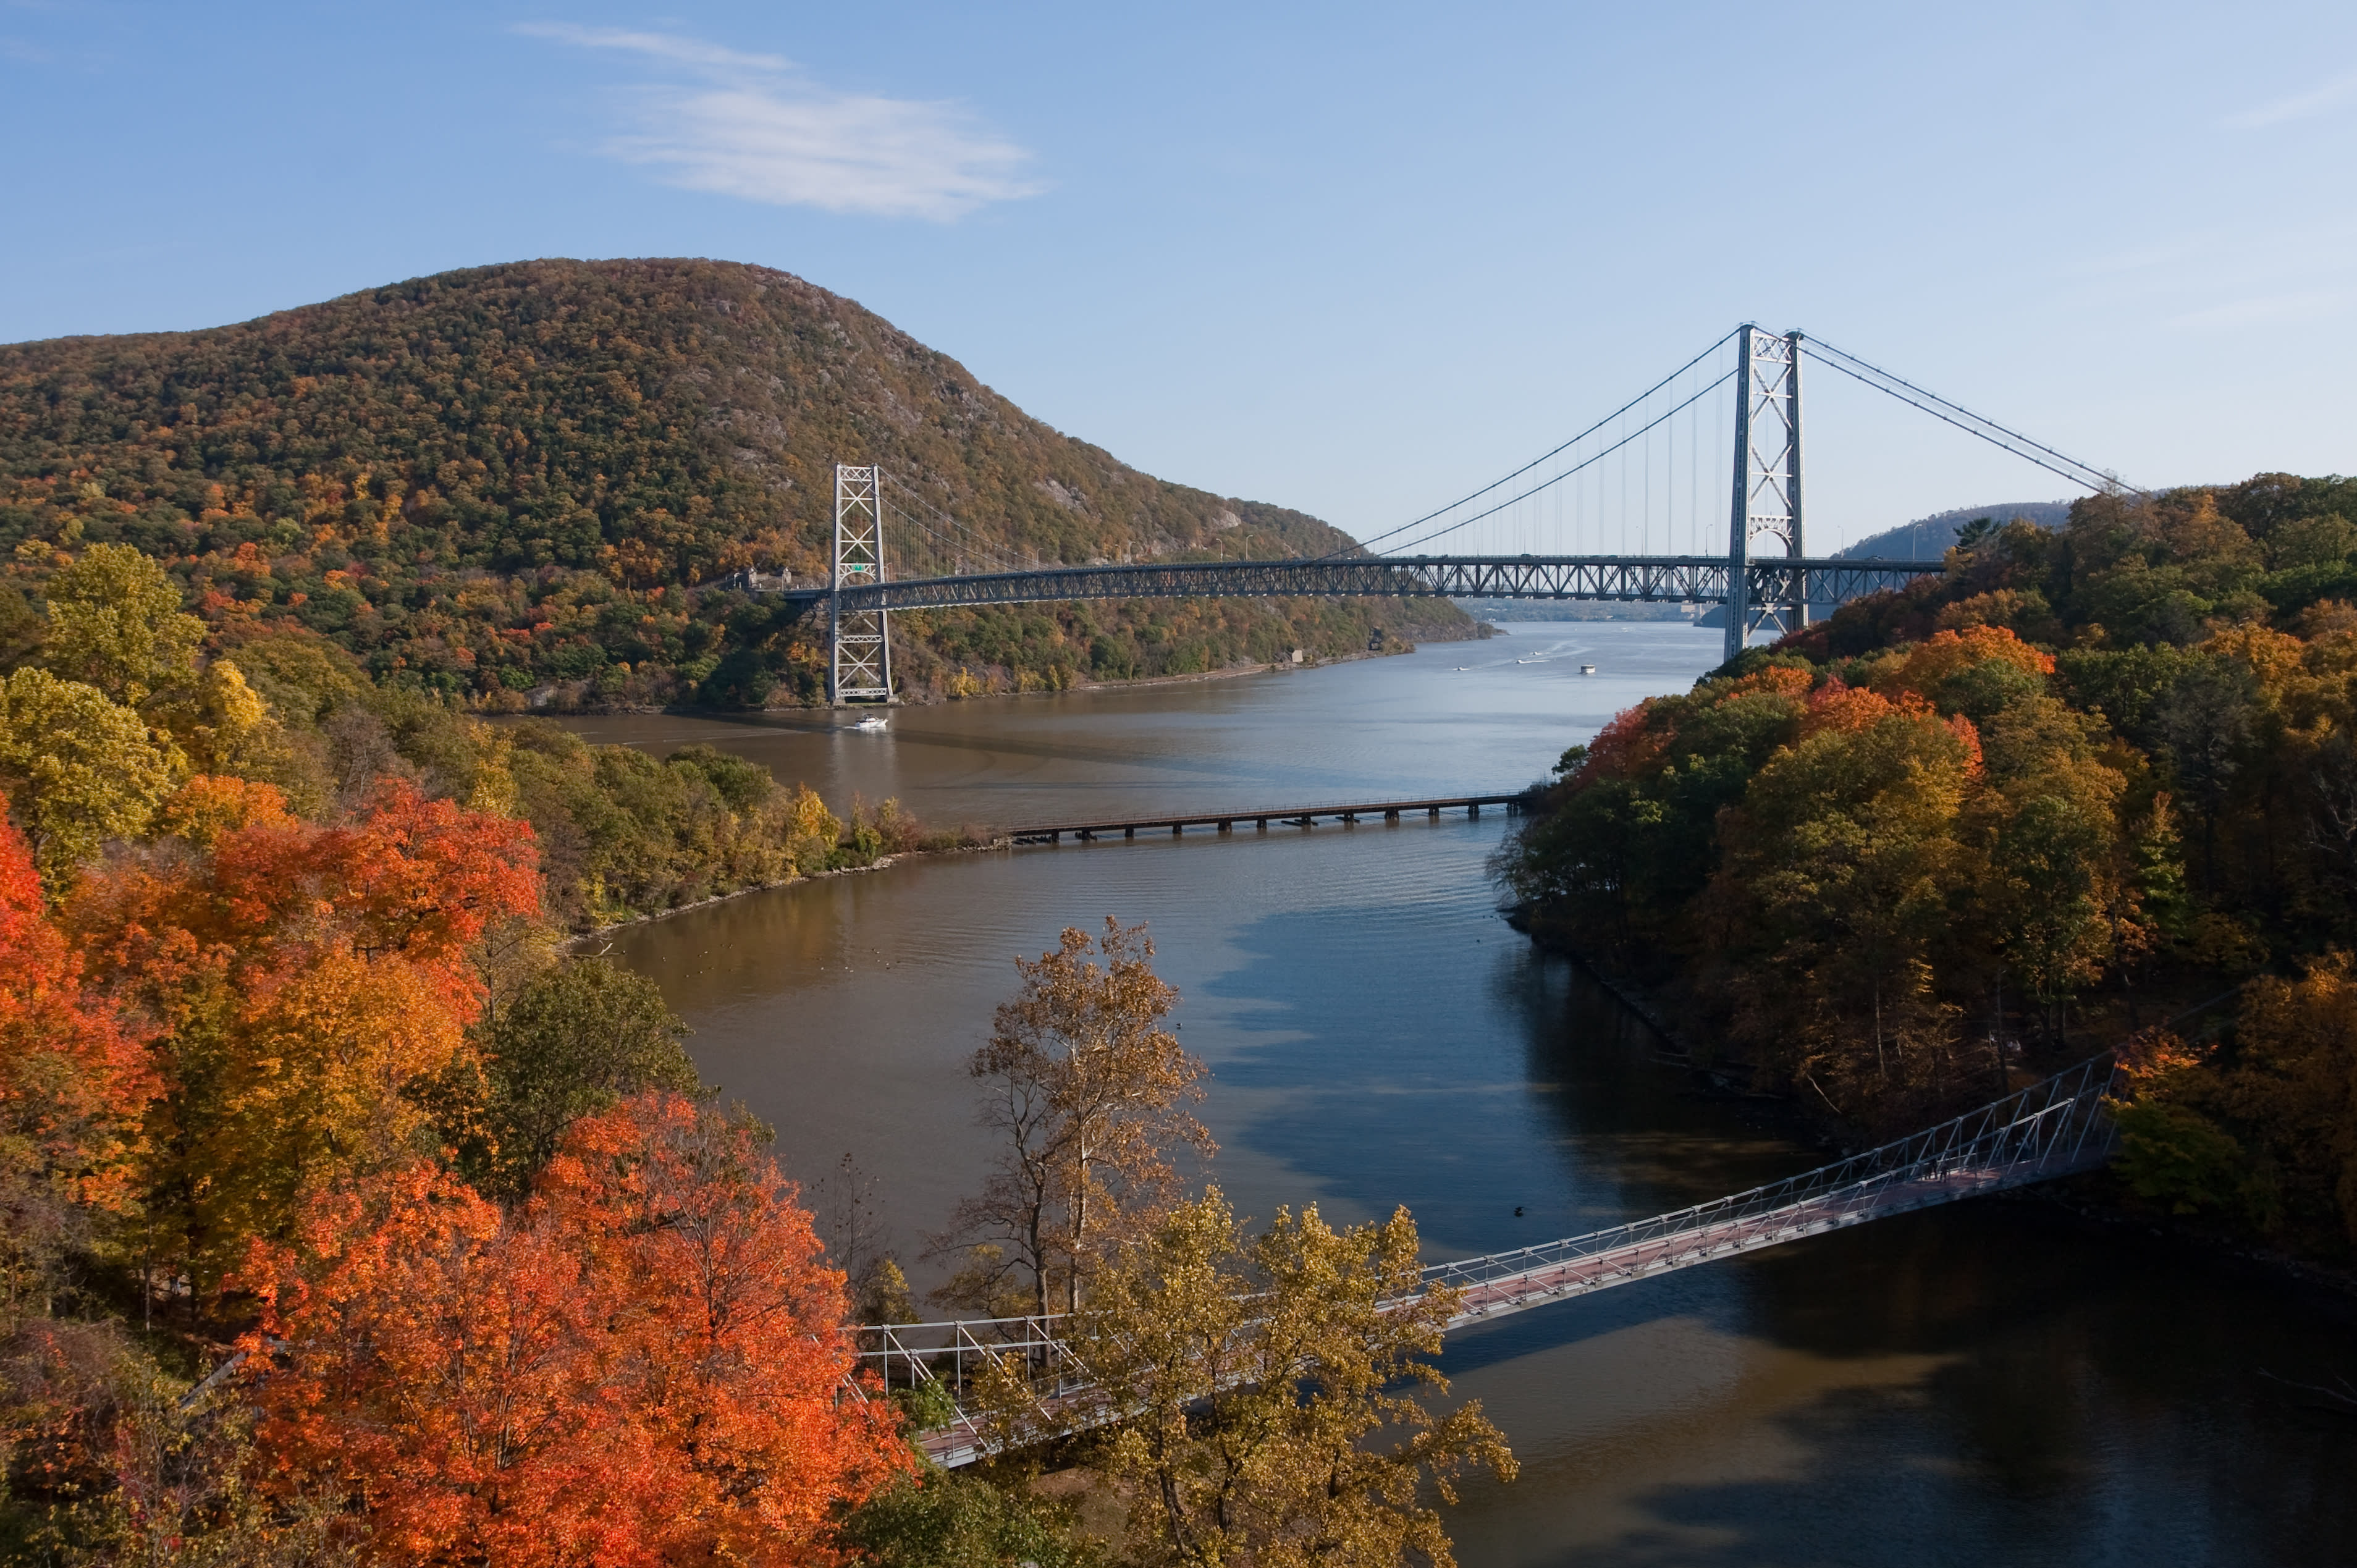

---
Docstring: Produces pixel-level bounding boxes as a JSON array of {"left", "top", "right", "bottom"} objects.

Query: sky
[{"left": 3, "top": 1, "right": 2353, "bottom": 551}]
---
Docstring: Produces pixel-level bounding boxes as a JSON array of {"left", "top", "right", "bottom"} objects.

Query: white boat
[
  {"left": 852, "top": 714, "right": 890, "bottom": 733},
  {"left": 1516, "top": 658, "right": 1540, "bottom": 665},
  {"left": 1579, "top": 664, "right": 1597, "bottom": 675}
]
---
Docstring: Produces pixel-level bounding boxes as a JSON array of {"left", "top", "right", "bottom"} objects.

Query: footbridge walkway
[{"left": 858, "top": 1055, "right": 2122, "bottom": 1468}]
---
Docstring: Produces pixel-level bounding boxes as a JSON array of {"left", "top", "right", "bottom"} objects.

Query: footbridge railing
[
  {"left": 1423, "top": 1053, "right": 2120, "bottom": 1322},
  {"left": 860, "top": 1055, "right": 2122, "bottom": 1466}
]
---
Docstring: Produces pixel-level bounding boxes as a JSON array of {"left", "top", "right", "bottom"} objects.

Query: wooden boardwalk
[{"left": 1010, "top": 792, "right": 1532, "bottom": 845}]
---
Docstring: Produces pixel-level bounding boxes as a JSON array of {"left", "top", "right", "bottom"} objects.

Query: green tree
[
  {"left": 840, "top": 1470, "right": 1108, "bottom": 1568},
  {"left": 1971, "top": 696, "right": 2131, "bottom": 1045},
  {"left": 482, "top": 958, "right": 701, "bottom": 1193}
]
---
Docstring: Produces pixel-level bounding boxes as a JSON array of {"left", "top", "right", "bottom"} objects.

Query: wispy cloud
[
  {"left": 517, "top": 22, "right": 1040, "bottom": 221},
  {"left": 2222, "top": 68, "right": 2357, "bottom": 129}
]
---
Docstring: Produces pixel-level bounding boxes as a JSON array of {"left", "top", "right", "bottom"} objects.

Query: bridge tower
[
  {"left": 1722, "top": 326, "right": 1806, "bottom": 664},
  {"left": 830, "top": 465, "right": 893, "bottom": 704}
]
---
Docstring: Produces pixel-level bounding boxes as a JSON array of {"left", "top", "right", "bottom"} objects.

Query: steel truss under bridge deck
[
  {"left": 809, "top": 554, "right": 1942, "bottom": 615},
  {"left": 856, "top": 1055, "right": 2120, "bottom": 1469}
]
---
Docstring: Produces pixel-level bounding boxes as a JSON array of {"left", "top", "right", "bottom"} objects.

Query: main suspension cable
[
  {"left": 1802, "top": 335, "right": 2144, "bottom": 497},
  {"left": 1378, "top": 370, "right": 1734, "bottom": 557},
  {"left": 1333, "top": 328, "right": 1742, "bottom": 559}
]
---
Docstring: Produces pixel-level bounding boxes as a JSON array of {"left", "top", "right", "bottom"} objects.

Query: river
[{"left": 567, "top": 623, "right": 2356, "bottom": 1567}]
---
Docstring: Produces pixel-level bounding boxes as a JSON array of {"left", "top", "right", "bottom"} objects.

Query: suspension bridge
[
  {"left": 858, "top": 1055, "right": 2122, "bottom": 1467},
  {"left": 772, "top": 326, "right": 2138, "bottom": 702}
]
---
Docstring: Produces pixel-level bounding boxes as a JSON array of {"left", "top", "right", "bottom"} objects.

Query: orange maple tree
[
  {"left": 237, "top": 1092, "right": 907, "bottom": 1566},
  {"left": 0, "top": 802, "right": 150, "bottom": 1306},
  {"left": 66, "top": 776, "right": 542, "bottom": 1282}
]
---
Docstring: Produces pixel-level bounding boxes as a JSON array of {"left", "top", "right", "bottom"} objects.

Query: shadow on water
[
  {"left": 1192, "top": 875, "right": 2357, "bottom": 1566},
  {"left": 1199, "top": 895, "right": 1804, "bottom": 1260}
]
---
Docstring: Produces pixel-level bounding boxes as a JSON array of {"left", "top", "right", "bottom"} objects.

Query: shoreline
[
  {"left": 505, "top": 622, "right": 1493, "bottom": 719},
  {"left": 1506, "top": 916, "right": 2357, "bottom": 1306},
  {"left": 565, "top": 838, "right": 1010, "bottom": 946}
]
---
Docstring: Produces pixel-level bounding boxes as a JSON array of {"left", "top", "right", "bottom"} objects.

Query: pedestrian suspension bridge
[
  {"left": 858, "top": 1054, "right": 2123, "bottom": 1468},
  {"left": 787, "top": 327, "right": 2141, "bottom": 702}
]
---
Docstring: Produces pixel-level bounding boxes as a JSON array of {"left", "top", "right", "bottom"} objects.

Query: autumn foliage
[
  {"left": 62, "top": 777, "right": 540, "bottom": 1283},
  {"left": 237, "top": 1094, "right": 907, "bottom": 1566},
  {"left": 1503, "top": 476, "right": 2357, "bottom": 1260},
  {"left": 0, "top": 811, "right": 146, "bottom": 1307}
]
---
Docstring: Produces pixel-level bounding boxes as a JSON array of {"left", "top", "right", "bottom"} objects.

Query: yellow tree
[
  {"left": 38, "top": 542, "right": 204, "bottom": 713},
  {"left": 1073, "top": 1189, "right": 1515, "bottom": 1568},
  {"left": 1712, "top": 685, "right": 1982, "bottom": 1109},
  {"left": 938, "top": 919, "right": 1212, "bottom": 1319},
  {"left": 1969, "top": 695, "right": 2133, "bottom": 1048},
  {"left": 785, "top": 782, "right": 841, "bottom": 874},
  {"left": 181, "top": 657, "right": 296, "bottom": 783},
  {"left": 0, "top": 668, "right": 176, "bottom": 888},
  {"left": 173, "top": 949, "right": 470, "bottom": 1278},
  {"left": 2219, "top": 954, "right": 2357, "bottom": 1244}
]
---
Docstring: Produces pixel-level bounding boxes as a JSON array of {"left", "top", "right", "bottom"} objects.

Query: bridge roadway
[
  {"left": 772, "top": 553, "right": 1942, "bottom": 615},
  {"left": 1008, "top": 792, "right": 1530, "bottom": 844},
  {"left": 862, "top": 1055, "right": 2120, "bottom": 1468}
]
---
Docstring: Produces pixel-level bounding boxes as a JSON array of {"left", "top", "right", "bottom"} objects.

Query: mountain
[{"left": 0, "top": 258, "right": 1467, "bottom": 708}]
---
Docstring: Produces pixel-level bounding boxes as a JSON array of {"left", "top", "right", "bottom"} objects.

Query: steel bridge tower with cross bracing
[
  {"left": 1722, "top": 326, "right": 1807, "bottom": 663},
  {"left": 830, "top": 465, "right": 893, "bottom": 705}
]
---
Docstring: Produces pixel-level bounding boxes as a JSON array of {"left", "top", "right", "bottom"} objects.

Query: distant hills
[
  {"left": 0, "top": 258, "right": 1464, "bottom": 707},
  {"left": 1835, "top": 500, "right": 2075, "bottom": 562},
  {"left": 1459, "top": 500, "right": 2079, "bottom": 625},
  {"left": 1677, "top": 500, "right": 2075, "bottom": 630}
]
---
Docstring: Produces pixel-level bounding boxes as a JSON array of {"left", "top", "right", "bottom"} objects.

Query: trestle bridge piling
[{"left": 1008, "top": 791, "right": 1532, "bottom": 845}]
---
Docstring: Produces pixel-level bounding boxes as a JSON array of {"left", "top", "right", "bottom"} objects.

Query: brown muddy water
[{"left": 569, "top": 625, "right": 2356, "bottom": 1567}]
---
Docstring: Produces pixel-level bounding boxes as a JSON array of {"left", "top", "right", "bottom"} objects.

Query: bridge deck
[
  {"left": 1010, "top": 793, "right": 1530, "bottom": 844},
  {"left": 765, "top": 554, "right": 1941, "bottom": 615}
]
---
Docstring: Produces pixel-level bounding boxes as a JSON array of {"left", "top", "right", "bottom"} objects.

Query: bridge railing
[
  {"left": 857, "top": 1314, "right": 1090, "bottom": 1398},
  {"left": 1417, "top": 1054, "right": 2120, "bottom": 1304}
]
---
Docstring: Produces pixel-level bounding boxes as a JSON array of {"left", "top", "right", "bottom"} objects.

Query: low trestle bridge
[
  {"left": 1007, "top": 791, "right": 1531, "bottom": 845},
  {"left": 859, "top": 1055, "right": 2122, "bottom": 1468}
]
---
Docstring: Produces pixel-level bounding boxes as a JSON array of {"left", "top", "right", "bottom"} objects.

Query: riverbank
[
  {"left": 1506, "top": 908, "right": 2357, "bottom": 1307},
  {"left": 570, "top": 835, "right": 1009, "bottom": 943}
]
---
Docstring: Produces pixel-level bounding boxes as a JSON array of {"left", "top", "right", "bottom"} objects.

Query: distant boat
[
  {"left": 852, "top": 714, "right": 890, "bottom": 733},
  {"left": 1579, "top": 664, "right": 1597, "bottom": 675},
  {"left": 1516, "top": 658, "right": 1540, "bottom": 665}
]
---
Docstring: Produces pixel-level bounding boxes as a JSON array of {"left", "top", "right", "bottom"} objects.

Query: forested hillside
[
  {"left": 0, "top": 258, "right": 1465, "bottom": 708},
  {"left": 1498, "top": 473, "right": 2357, "bottom": 1264}
]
